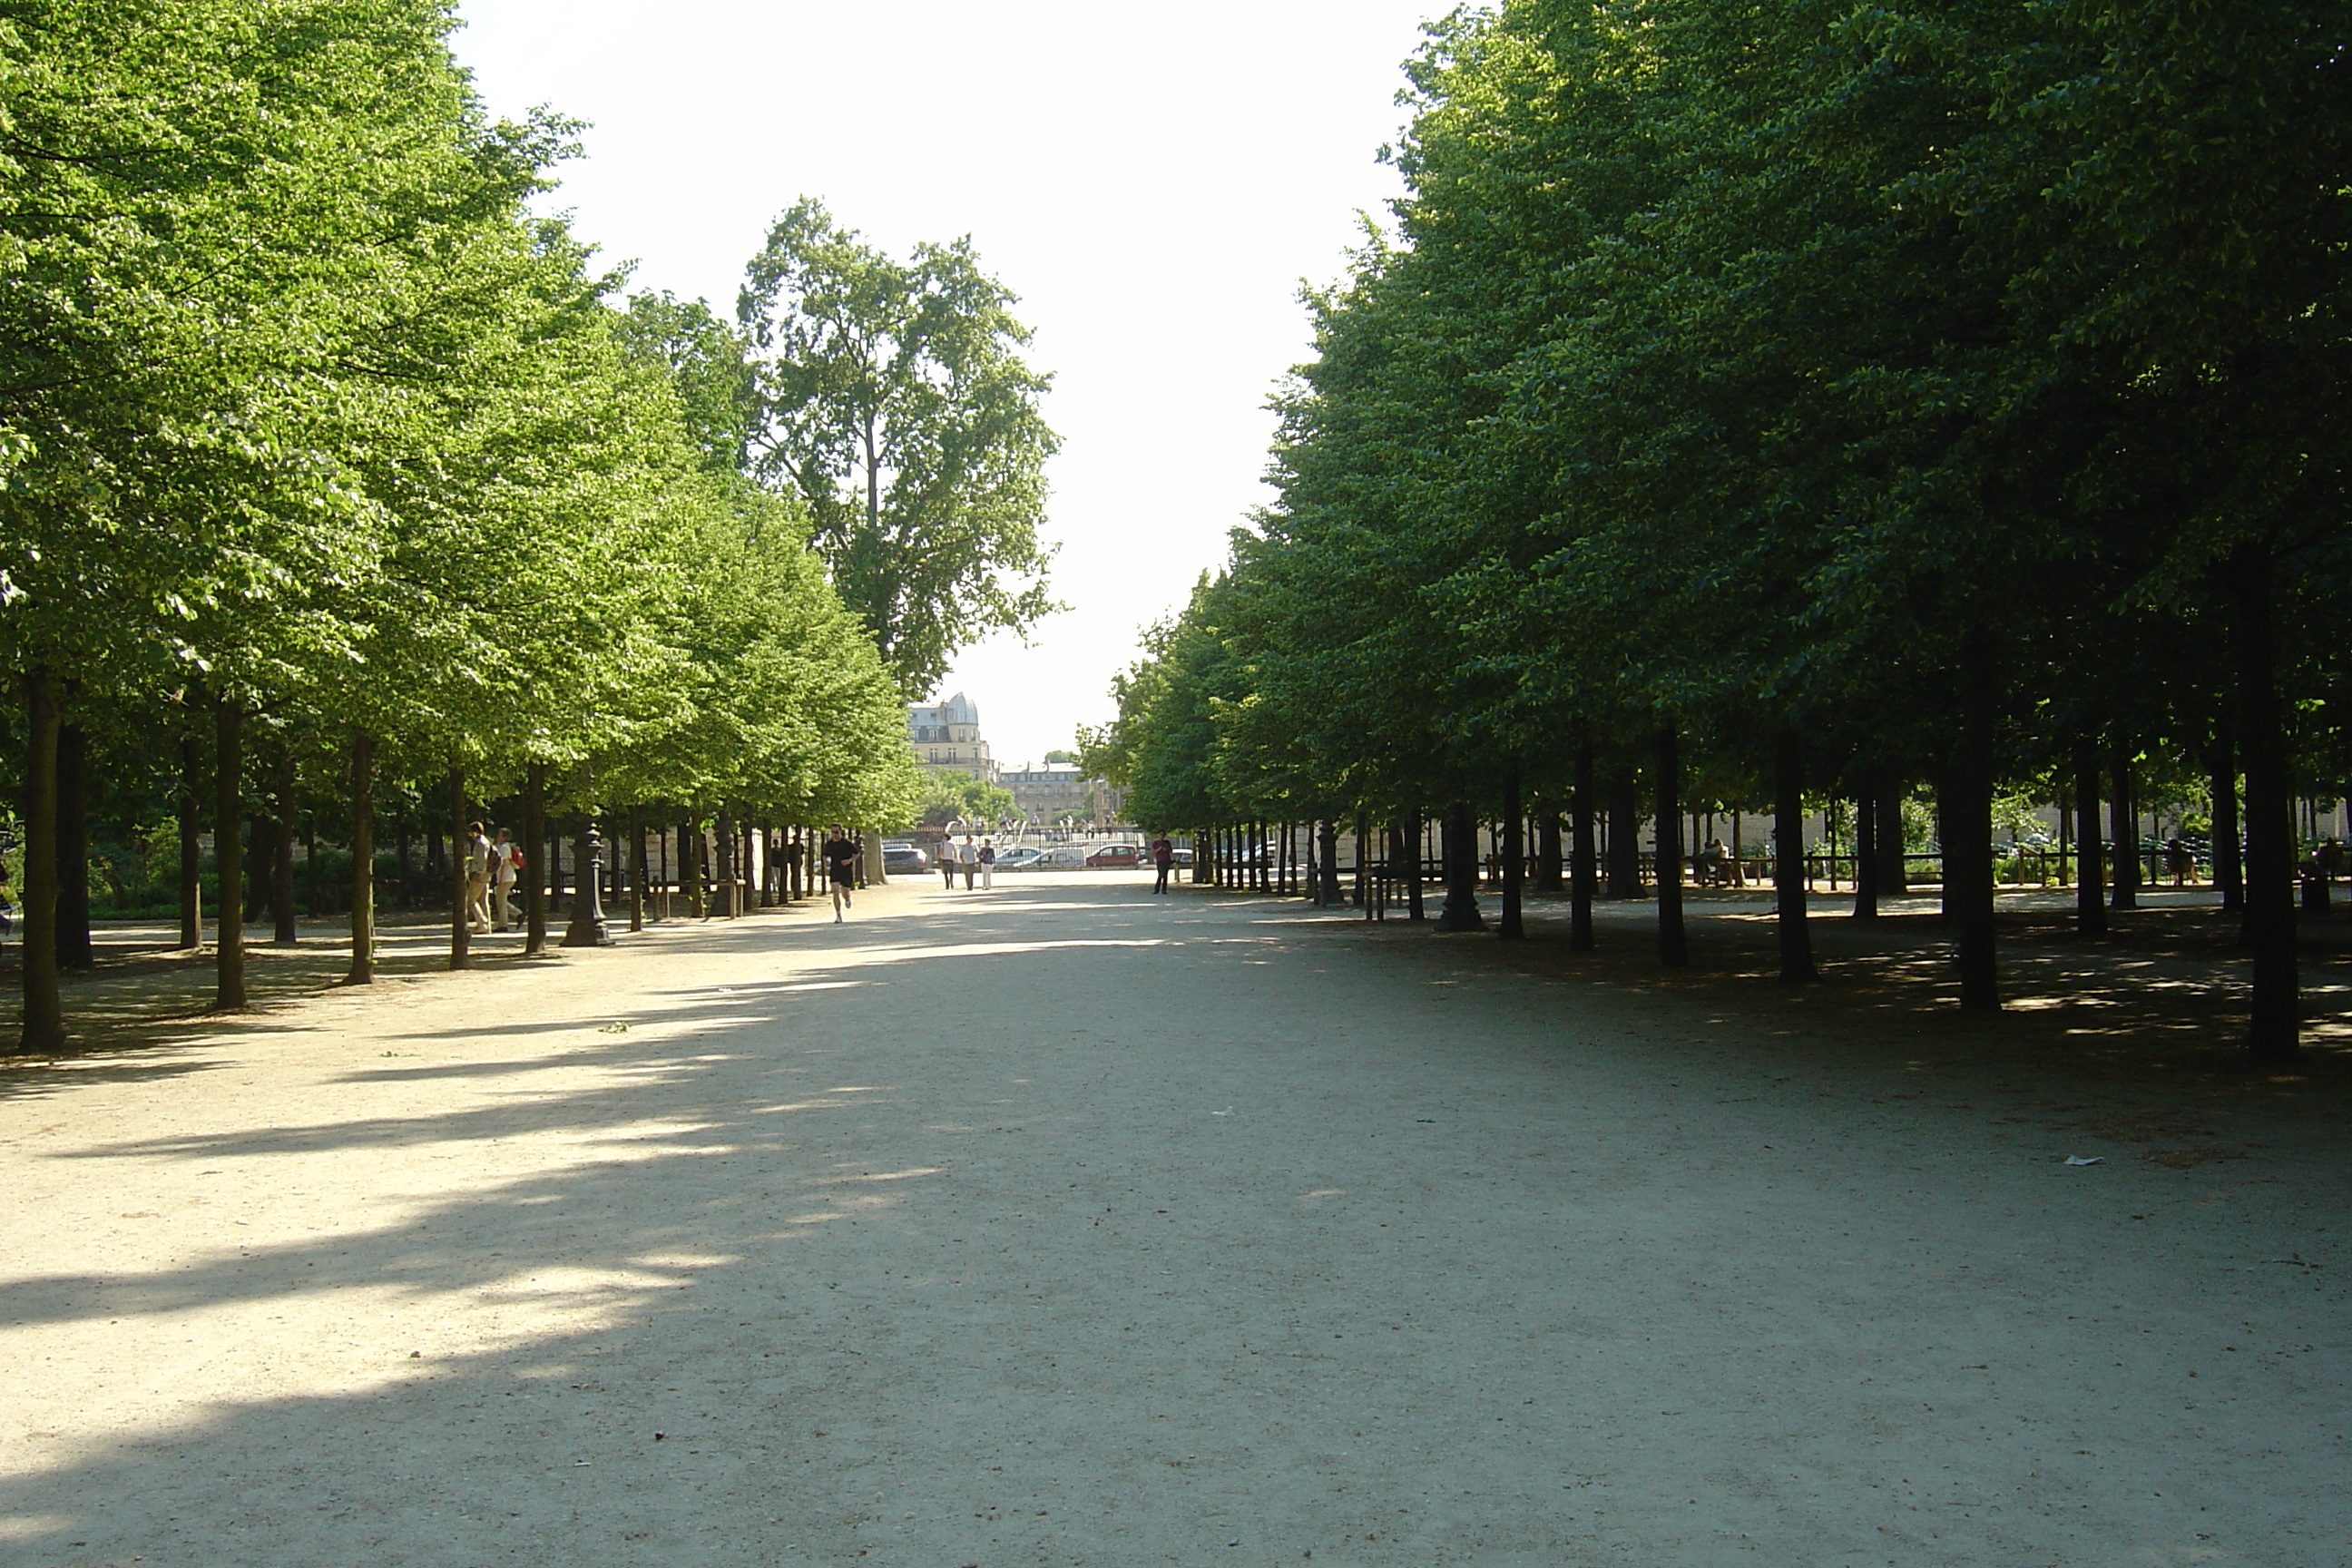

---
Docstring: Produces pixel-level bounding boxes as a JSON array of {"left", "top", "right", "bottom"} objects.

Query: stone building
[
  {"left": 1000, "top": 761, "right": 1127, "bottom": 826},
  {"left": 906, "top": 691, "right": 996, "bottom": 781}
]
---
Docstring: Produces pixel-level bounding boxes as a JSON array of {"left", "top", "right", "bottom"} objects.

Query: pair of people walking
[{"left": 466, "top": 824, "right": 524, "bottom": 933}]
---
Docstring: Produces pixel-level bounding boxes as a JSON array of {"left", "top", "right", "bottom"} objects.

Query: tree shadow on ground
[
  {"left": 0, "top": 881, "right": 1303, "bottom": 1561},
  {"left": 5, "top": 874, "right": 2347, "bottom": 1563},
  {"left": 1247, "top": 880, "right": 2352, "bottom": 1105}
]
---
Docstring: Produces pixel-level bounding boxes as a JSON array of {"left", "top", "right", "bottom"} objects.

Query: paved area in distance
[{"left": 2, "top": 872, "right": 2346, "bottom": 1566}]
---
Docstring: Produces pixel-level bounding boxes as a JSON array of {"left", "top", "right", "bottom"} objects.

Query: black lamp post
[{"left": 563, "top": 818, "right": 613, "bottom": 947}]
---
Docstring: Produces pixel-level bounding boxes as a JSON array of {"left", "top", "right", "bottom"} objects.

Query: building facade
[
  {"left": 906, "top": 692, "right": 996, "bottom": 781},
  {"left": 1000, "top": 762, "right": 1126, "bottom": 826}
]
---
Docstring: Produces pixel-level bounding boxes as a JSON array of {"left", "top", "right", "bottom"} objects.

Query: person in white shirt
[
  {"left": 957, "top": 834, "right": 979, "bottom": 889},
  {"left": 465, "top": 823, "right": 495, "bottom": 935},
  {"left": 491, "top": 828, "right": 521, "bottom": 931}
]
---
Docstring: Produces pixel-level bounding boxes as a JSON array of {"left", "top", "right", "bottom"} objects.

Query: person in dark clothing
[
  {"left": 1151, "top": 833, "right": 1174, "bottom": 894},
  {"left": 824, "top": 826, "right": 858, "bottom": 922}
]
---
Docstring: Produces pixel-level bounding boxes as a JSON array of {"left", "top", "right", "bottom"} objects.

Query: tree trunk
[
  {"left": 55, "top": 721, "right": 92, "bottom": 970},
  {"left": 214, "top": 701, "right": 247, "bottom": 1011},
  {"left": 1947, "top": 632, "right": 1999, "bottom": 1011},
  {"left": 2109, "top": 740, "right": 2139, "bottom": 910},
  {"left": 1569, "top": 746, "right": 1596, "bottom": 951},
  {"left": 1875, "top": 794, "right": 1909, "bottom": 895},
  {"left": 347, "top": 732, "right": 376, "bottom": 984},
  {"left": 1436, "top": 800, "right": 1485, "bottom": 931},
  {"left": 1499, "top": 764, "right": 1525, "bottom": 939},
  {"left": 715, "top": 806, "right": 738, "bottom": 916},
  {"left": 683, "top": 818, "right": 705, "bottom": 917},
  {"left": 1654, "top": 729, "right": 1686, "bottom": 967},
  {"left": 19, "top": 671, "right": 64, "bottom": 1052},
  {"left": 1604, "top": 767, "right": 1642, "bottom": 897},
  {"left": 272, "top": 747, "right": 298, "bottom": 946},
  {"left": 2073, "top": 739, "right": 2106, "bottom": 936},
  {"left": 1851, "top": 791, "right": 1879, "bottom": 923},
  {"left": 2209, "top": 725, "right": 2243, "bottom": 914},
  {"left": 630, "top": 808, "right": 647, "bottom": 932},
  {"left": 2226, "top": 547, "right": 2298, "bottom": 1059},
  {"left": 548, "top": 821, "right": 566, "bottom": 920},
  {"left": 177, "top": 736, "right": 202, "bottom": 949},
  {"left": 1407, "top": 811, "right": 1426, "bottom": 920},
  {"left": 447, "top": 768, "right": 470, "bottom": 971},
  {"left": 1535, "top": 810, "right": 1563, "bottom": 894},
  {"left": 1775, "top": 730, "right": 1814, "bottom": 981},
  {"left": 524, "top": 763, "right": 547, "bottom": 955}
]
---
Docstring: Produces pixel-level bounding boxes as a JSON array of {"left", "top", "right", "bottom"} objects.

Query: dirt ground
[{"left": 1, "top": 874, "right": 2346, "bottom": 1566}]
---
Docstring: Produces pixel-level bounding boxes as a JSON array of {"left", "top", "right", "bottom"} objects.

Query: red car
[{"left": 1085, "top": 844, "right": 1142, "bottom": 868}]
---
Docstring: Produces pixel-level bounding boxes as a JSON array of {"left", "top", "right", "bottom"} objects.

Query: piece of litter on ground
[
  {"left": 599, "top": 1023, "right": 629, "bottom": 1034},
  {"left": 2063, "top": 1155, "right": 2103, "bottom": 1166},
  {"left": 1211, "top": 1108, "right": 1233, "bottom": 1116}
]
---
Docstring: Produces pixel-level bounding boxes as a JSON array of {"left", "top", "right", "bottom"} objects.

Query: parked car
[
  {"left": 992, "top": 846, "right": 1049, "bottom": 870},
  {"left": 881, "top": 840, "right": 929, "bottom": 874},
  {"left": 1086, "top": 844, "right": 1142, "bottom": 868}
]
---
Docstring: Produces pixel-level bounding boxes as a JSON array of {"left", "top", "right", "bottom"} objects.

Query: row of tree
[
  {"left": 1083, "top": 0, "right": 2352, "bottom": 1060},
  {"left": 3, "top": 1, "right": 1061, "bottom": 1052}
]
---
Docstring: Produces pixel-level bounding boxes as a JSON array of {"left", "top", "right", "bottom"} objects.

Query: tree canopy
[
  {"left": 1, "top": 0, "right": 919, "bottom": 1048},
  {"left": 1091, "top": 0, "right": 2352, "bottom": 1059},
  {"left": 738, "top": 197, "right": 1060, "bottom": 697}
]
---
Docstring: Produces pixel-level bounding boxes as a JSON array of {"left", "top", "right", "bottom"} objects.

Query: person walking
[
  {"left": 978, "top": 838, "right": 995, "bottom": 890},
  {"left": 957, "top": 834, "right": 979, "bottom": 890},
  {"left": 824, "top": 825, "right": 858, "bottom": 921},
  {"left": 465, "top": 822, "right": 495, "bottom": 934},
  {"left": 1151, "top": 832, "right": 1174, "bottom": 894},
  {"left": 491, "top": 828, "right": 521, "bottom": 931},
  {"left": 940, "top": 834, "right": 959, "bottom": 890}
]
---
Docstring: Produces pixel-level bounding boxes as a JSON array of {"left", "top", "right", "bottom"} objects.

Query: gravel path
[{"left": 3, "top": 873, "right": 2346, "bottom": 1566}]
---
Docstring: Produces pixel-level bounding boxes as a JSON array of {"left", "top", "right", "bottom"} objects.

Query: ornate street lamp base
[{"left": 563, "top": 818, "right": 617, "bottom": 947}]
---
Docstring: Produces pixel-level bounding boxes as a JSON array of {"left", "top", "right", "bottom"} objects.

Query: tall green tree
[{"left": 738, "top": 197, "right": 1058, "bottom": 696}]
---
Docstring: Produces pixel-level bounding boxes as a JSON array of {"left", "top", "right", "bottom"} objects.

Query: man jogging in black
[{"left": 824, "top": 826, "right": 858, "bottom": 922}]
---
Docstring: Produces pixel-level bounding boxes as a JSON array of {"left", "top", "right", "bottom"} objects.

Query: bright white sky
[{"left": 448, "top": 0, "right": 1442, "bottom": 769}]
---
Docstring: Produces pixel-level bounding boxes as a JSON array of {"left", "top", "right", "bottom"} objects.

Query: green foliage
[
  {"left": 616, "top": 291, "right": 756, "bottom": 475},
  {"left": 0, "top": 0, "right": 925, "bottom": 946},
  {"left": 1103, "top": 0, "right": 2352, "bottom": 848},
  {"left": 738, "top": 197, "right": 1060, "bottom": 696},
  {"left": 914, "top": 770, "right": 1016, "bottom": 830}
]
